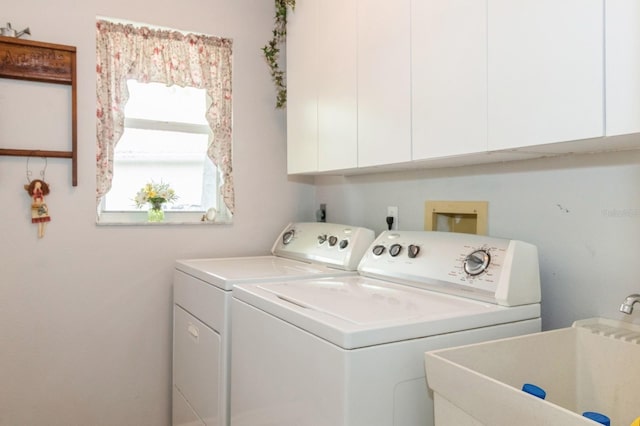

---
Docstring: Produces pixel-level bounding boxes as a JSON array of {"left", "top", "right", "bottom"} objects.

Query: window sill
[{"left": 96, "top": 210, "right": 232, "bottom": 226}]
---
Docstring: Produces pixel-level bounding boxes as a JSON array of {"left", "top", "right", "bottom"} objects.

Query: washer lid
[
  {"left": 176, "top": 256, "right": 354, "bottom": 291},
  {"left": 260, "top": 278, "right": 485, "bottom": 326},
  {"left": 234, "top": 276, "right": 540, "bottom": 349}
]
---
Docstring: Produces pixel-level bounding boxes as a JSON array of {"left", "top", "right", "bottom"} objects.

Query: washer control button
[
  {"left": 389, "top": 244, "right": 402, "bottom": 257},
  {"left": 317, "top": 234, "right": 327, "bottom": 244},
  {"left": 328, "top": 236, "right": 338, "bottom": 246},
  {"left": 372, "top": 245, "right": 386, "bottom": 256},
  {"left": 339, "top": 239, "right": 349, "bottom": 249},
  {"left": 408, "top": 244, "right": 420, "bottom": 258}
]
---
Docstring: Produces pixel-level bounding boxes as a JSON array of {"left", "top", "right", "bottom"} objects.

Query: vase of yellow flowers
[
  {"left": 134, "top": 181, "right": 178, "bottom": 222},
  {"left": 147, "top": 202, "right": 165, "bottom": 222}
]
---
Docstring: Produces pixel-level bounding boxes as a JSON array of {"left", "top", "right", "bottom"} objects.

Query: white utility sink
[{"left": 424, "top": 318, "right": 640, "bottom": 425}]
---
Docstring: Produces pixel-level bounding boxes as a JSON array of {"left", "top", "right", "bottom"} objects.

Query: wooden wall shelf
[{"left": 0, "top": 36, "right": 78, "bottom": 186}]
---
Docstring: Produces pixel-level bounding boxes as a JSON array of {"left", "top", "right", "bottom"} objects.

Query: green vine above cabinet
[{"left": 263, "top": 0, "right": 296, "bottom": 109}]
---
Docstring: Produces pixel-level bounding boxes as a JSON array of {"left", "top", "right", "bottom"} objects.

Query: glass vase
[{"left": 147, "top": 203, "right": 165, "bottom": 222}]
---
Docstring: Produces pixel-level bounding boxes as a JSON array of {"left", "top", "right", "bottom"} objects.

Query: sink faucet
[{"left": 620, "top": 294, "right": 640, "bottom": 314}]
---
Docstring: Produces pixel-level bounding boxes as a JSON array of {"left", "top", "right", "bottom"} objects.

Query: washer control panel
[
  {"left": 272, "top": 223, "right": 375, "bottom": 271},
  {"left": 359, "top": 231, "right": 540, "bottom": 306}
]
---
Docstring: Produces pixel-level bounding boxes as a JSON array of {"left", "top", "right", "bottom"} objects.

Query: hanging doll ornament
[{"left": 24, "top": 157, "right": 51, "bottom": 238}]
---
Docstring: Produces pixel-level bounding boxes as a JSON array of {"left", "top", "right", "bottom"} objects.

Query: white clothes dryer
[
  {"left": 230, "top": 230, "right": 542, "bottom": 426},
  {"left": 172, "top": 222, "right": 375, "bottom": 426}
]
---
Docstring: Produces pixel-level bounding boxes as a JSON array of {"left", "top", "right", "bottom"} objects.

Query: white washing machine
[
  {"left": 172, "top": 222, "right": 375, "bottom": 426},
  {"left": 230, "top": 231, "right": 542, "bottom": 426}
]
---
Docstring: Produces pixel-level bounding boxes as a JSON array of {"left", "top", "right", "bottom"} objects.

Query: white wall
[
  {"left": 315, "top": 149, "right": 640, "bottom": 331},
  {"left": 0, "top": 1, "right": 314, "bottom": 425}
]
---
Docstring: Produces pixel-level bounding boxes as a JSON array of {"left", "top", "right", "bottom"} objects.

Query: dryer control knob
[
  {"left": 328, "top": 236, "right": 338, "bottom": 246},
  {"left": 408, "top": 244, "right": 420, "bottom": 258},
  {"left": 282, "top": 229, "right": 295, "bottom": 245},
  {"left": 339, "top": 239, "right": 349, "bottom": 249},
  {"left": 317, "top": 234, "right": 327, "bottom": 244},
  {"left": 464, "top": 250, "right": 491, "bottom": 276}
]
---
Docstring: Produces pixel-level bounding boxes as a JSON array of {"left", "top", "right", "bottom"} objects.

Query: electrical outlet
[
  {"left": 317, "top": 203, "right": 327, "bottom": 222},
  {"left": 387, "top": 206, "right": 398, "bottom": 230}
]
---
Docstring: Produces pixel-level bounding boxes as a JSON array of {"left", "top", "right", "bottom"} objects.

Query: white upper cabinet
[
  {"left": 317, "top": 0, "right": 358, "bottom": 171},
  {"left": 357, "top": 0, "right": 412, "bottom": 167},
  {"left": 286, "top": 0, "right": 636, "bottom": 176},
  {"left": 487, "top": 0, "right": 604, "bottom": 151},
  {"left": 287, "top": 0, "right": 357, "bottom": 173},
  {"left": 412, "top": 0, "right": 488, "bottom": 160},
  {"left": 605, "top": 0, "right": 640, "bottom": 136},
  {"left": 286, "top": 0, "right": 318, "bottom": 174}
]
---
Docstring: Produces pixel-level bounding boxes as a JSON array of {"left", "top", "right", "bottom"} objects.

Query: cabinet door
[
  {"left": 357, "top": 0, "right": 411, "bottom": 167},
  {"left": 606, "top": 0, "right": 640, "bottom": 136},
  {"left": 412, "top": 0, "right": 487, "bottom": 160},
  {"left": 488, "top": 0, "right": 604, "bottom": 150},
  {"left": 317, "top": 0, "right": 358, "bottom": 171},
  {"left": 286, "top": 0, "right": 319, "bottom": 173}
]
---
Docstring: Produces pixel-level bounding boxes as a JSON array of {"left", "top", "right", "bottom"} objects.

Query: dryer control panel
[
  {"left": 358, "top": 231, "right": 540, "bottom": 307},
  {"left": 272, "top": 222, "right": 375, "bottom": 271}
]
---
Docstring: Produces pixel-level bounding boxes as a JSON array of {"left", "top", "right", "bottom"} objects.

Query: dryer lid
[{"left": 175, "top": 256, "right": 354, "bottom": 291}]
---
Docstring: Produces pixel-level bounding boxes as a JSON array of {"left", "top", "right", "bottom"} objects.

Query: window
[
  {"left": 95, "top": 19, "right": 233, "bottom": 224},
  {"left": 102, "top": 81, "right": 219, "bottom": 218}
]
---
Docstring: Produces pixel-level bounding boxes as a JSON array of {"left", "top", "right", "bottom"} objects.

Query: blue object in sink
[
  {"left": 522, "top": 383, "right": 546, "bottom": 399},
  {"left": 582, "top": 411, "right": 610, "bottom": 425}
]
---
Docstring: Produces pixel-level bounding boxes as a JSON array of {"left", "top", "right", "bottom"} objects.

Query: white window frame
[
  {"left": 97, "top": 86, "right": 227, "bottom": 225},
  {"left": 95, "top": 19, "right": 234, "bottom": 226}
]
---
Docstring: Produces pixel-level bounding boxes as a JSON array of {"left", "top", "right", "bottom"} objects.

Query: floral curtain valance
[{"left": 95, "top": 20, "right": 234, "bottom": 213}]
